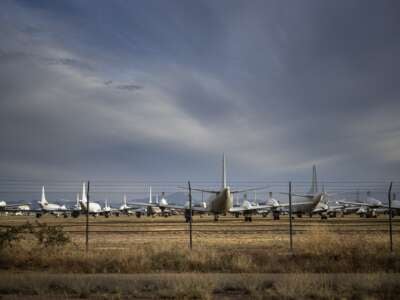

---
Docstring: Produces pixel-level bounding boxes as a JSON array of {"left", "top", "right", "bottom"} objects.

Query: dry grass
[
  {"left": 0, "top": 225, "right": 399, "bottom": 273},
  {"left": 0, "top": 273, "right": 400, "bottom": 299}
]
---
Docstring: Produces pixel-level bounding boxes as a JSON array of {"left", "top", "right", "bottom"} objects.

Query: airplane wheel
[
  {"left": 249, "top": 217, "right": 252, "bottom": 222},
  {"left": 214, "top": 215, "right": 219, "bottom": 222},
  {"left": 36, "top": 213, "right": 42, "bottom": 218}
]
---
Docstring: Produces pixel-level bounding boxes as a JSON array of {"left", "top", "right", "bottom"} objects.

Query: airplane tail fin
[
  {"left": 40, "top": 186, "right": 48, "bottom": 205},
  {"left": 222, "top": 153, "right": 226, "bottom": 189},
  {"left": 149, "top": 186, "right": 152, "bottom": 204},
  {"left": 81, "top": 182, "right": 87, "bottom": 204},
  {"left": 308, "top": 165, "right": 318, "bottom": 194},
  {"left": 123, "top": 194, "right": 127, "bottom": 206}
]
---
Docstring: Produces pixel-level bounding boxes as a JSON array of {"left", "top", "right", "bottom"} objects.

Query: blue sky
[{"left": 1, "top": 0, "right": 400, "bottom": 185}]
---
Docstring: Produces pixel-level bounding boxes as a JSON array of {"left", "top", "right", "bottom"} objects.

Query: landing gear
[
  {"left": 36, "top": 213, "right": 42, "bottom": 218},
  {"left": 244, "top": 216, "right": 252, "bottom": 222},
  {"left": 328, "top": 212, "right": 337, "bottom": 218},
  {"left": 296, "top": 213, "right": 303, "bottom": 218},
  {"left": 213, "top": 214, "right": 219, "bottom": 222},
  {"left": 235, "top": 213, "right": 240, "bottom": 218},
  {"left": 272, "top": 211, "right": 280, "bottom": 220},
  {"left": 320, "top": 214, "right": 328, "bottom": 220}
]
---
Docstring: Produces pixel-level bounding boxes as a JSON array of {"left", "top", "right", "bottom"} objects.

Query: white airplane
[
  {"left": 71, "top": 182, "right": 102, "bottom": 217},
  {"left": 0, "top": 200, "right": 31, "bottom": 213},
  {"left": 103, "top": 199, "right": 112, "bottom": 217},
  {"left": 36, "top": 186, "right": 67, "bottom": 218},
  {"left": 229, "top": 197, "right": 273, "bottom": 222},
  {"left": 258, "top": 192, "right": 282, "bottom": 219},
  {"left": 339, "top": 191, "right": 383, "bottom": 218},
  {"left": 74, "top": 193, "right": 81, "bottom": 211},
  {"left": 119, "top": 194, "right": 132, "bottom": 213}
]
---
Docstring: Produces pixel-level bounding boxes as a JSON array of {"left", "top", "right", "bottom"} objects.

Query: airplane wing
[
  {"left": 0, "top": 208, "right": 72, "bottom": 213},
  {"left": 1, "top": 203, "right": 31, "bottom": 208},
  {"left": 278, "top": 201, "right": 317, "bottom": 207},
  {"left": 177, "top": 186, "right": 219, "bottom": 194},
  {"left": 279, "top": 192, "right": 315, "bottom": 198},
  {"left": 230, "top": 186, "right": 270, "bottom": 194},
  {"left": 128, "top": 202, "right": 157, "bottom": 208},
  {"left": 338, "top": 201, "right": 369, "bottom": 207},
  {"left": 158, "top": 204, "right": 209, "bottom": 212},
  {"left": 228, "top": 205, "right": 272, "bottom": 213}
]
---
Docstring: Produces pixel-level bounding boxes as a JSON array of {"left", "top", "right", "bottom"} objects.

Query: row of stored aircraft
[{"left": 0, "top": 154, "right": 399, "bottom": 221}]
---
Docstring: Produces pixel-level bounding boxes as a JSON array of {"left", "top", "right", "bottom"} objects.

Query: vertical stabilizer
[
  {"left": 76, "top": 193, "right": 80, "bottom": 206},
  {"left": 41, "top": 186, "right": 48, "bottom": 205},
  {"left": 156, "top": 193, "right": 159, "bottom": 204},
  {"left": 81, "top": 182, "right": 87, "bottom": 203},
  {"left": 222, "top": 153, "right": 227, "bottom": 189},
  {"left": 123, "top": 194, "right": 127, "bottom": 206},
  {"left": 149, "top": 186, "right": 152, "bottom": 204},
  {"left": 308, "top": 165, "right": 318, "bottom": 194}
]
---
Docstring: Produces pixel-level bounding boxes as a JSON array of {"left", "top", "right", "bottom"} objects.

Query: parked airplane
[
  {"left": 258, "top": 192, "right": 282, "bottom": 219},
  {"left": 128, "top": 187, "right": 163, "bottom": 217},
  {"left": 339, "top": 191, "right": 383, "bottom": 218},
  {"left": 229, "top": 198, "right": 272, "bottom": 222},
  {"left": 71, "top": 182, "right": 102, "bottom": 217},
  {"left": 0, "top": 200, "right": 31, "bottom": 212},
  {"left": 164, "top": 154, "right": 270, "bottom": 222},
  {"left": 36, "top": 186, "right": 67, "bottom": 218},
  {"left": 276, "top": 165, "right": 325, "bottom": 218}
]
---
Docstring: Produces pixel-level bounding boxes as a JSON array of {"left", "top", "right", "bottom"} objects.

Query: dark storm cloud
[
  {"left": 0, "top": 0, "right": 400, "bottom": 184},
  {"left": 114, "top": 84, "right": 143, "bottom": 91}
]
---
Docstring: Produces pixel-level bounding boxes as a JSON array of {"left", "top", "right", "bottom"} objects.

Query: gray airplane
[
  {"left": 276, "top": 166, "right": 325, "bottom": 218},
  {"left": 168, "top": 154, "right": 270, "bottom": 222}
]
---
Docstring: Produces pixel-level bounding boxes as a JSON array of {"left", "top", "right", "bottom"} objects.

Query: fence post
[
  {"left": 388, "top": 181, "right": 393, "bottom": 253},
  {"left": 86, "top": 180, "right": 90, "bottom": 253},
  {"left": 289, "top": 181, "right": 293, "bottom": 253},
  {"left": 188, "top": 181, "right": 193, "bottom": 250}
]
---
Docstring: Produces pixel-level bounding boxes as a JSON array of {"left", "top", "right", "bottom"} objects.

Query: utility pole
[
  {"left": 289, "top": 181, "right": 293, "bottom": 253},
  {"left": 188, "top": 181, "right": 193, "bottom": 250},
  {"left": 388, "top": 182, "right": 393, "bottom": 253},
  {"left": 86, "top": 181, "right": 90, "bottom": 253}
]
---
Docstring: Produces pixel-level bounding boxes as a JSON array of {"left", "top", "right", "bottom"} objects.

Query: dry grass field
[{"left": 0, "top": 214, "right": 399, "bottom": 299}]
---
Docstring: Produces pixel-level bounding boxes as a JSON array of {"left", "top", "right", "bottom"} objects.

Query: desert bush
[
  {"left": 0, "top": 222, "right": 33, "bottom": 250},
  {"left": 33, "top": 221, "right": 70, "bottom": 248}
]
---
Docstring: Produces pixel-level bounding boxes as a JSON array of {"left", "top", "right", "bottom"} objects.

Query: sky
[{"left": 1, "top": 0, "right": 400, "bottom": 189}]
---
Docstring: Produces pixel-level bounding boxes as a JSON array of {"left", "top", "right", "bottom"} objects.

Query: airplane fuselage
[{"left": 208, "top": 187, "right": 233, "bottom": 214}]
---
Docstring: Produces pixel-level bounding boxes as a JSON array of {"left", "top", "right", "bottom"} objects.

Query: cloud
[{"left": 0, "top": 0, "right": 400, "bottom": 184}]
